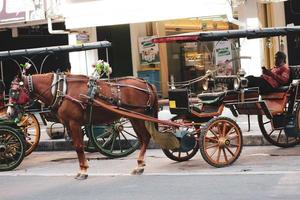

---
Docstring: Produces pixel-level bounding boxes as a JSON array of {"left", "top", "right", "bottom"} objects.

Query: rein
[{"left": 106, "top": 82, "right": 151, "bottom": 94}]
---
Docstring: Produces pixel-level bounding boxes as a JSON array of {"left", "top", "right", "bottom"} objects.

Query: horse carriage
[
  {"left": 0, "top": 41, "right": 140, "bottom": 171},
  {"left": 2, "top": 26, "right": 300, "bottom": 180},
  {"left": 152, "top": 26, "right": 300, "bottom": 163}
]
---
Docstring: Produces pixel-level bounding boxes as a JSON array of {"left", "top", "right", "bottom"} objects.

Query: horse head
[{"left": 7, "top": 76, "right": 30, "bottom": 117}]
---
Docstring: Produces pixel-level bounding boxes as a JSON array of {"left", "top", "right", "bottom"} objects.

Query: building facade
[{"left": 0, "top": 0, "right": 298, "bottom": 97}]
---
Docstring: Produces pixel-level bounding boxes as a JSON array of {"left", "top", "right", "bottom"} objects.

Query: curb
[{"left": 35, "top": 135, "right": 271, "bottom": 152}]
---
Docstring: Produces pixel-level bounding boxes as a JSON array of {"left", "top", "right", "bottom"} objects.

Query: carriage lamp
[
  {"left": 202, "top": 70, "right": 215, "bottom": 91},
  {"left": 237, "top": 69, "right": 248, "bottom": 89},
  {"left": 233, "top": 78, "right": 240, "bottom": 90},
  {"left": 240, "top": 77, "right": 248, "bottom": 88},
  {"left": 202, "top": 77, "right": 215, "bottom": 91}
]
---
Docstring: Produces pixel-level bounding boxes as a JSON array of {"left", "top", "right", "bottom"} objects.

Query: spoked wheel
[
  {"left": 0, "top": 126, "right": 25, "bottom": 171},
  {"left": 89, "top": 118, "right": 139, "bottom": 158},
  {"left": 199, "top": 117, "right": 243, "bottom": 168},
  {"left": 0, "top": 105, "right": 7, "bottom": 118},
  {"left": 258, "top": 115, "right": 300, "bottom": 148},
  {"left": 18, "top": 113, "right": 40, "bottom": 156},
  {"left": 0, "top": 106, "right": 40, "bottom": 156},
  {"left": 161, "top": 116, "right": 200, "bottom": 162}
]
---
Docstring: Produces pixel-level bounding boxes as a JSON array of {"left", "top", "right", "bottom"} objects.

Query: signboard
[
  {"left": 76, "top": 32, "right": 90, "bottom": 44},
  {"left": 0, "top": 0, "right": 46, "bottom": 24},
  {"left": 138, "top": 36, "right": 160, "bottom": 65},
  {"left": 214, "top": 40, "right": 233, "bottom": 75},
  {"left": 0, "top": 0, "right": 26, "bottom": 24},
  {"left": 214, "top": 40, "right": 232, "bottom": 64}
]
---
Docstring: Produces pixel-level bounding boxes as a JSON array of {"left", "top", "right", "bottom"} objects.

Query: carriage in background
[
  {"left": 2, "top": 27, "right": 300, "bottom": 176},
  {"left": 152, "top": 26, "right": 300, "bottom": 166}
]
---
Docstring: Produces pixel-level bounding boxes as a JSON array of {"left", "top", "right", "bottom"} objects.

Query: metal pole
[
  {"left": 106, "top": 48, "right": 109, "bottom": 63},
  {"left": 85, "top": 51, "right": 89, "bottom": 75},
  {"left": 247, "top": 114, "right": 251, "bottom": 132},
  {"left": 0, "top": 61, "right": 3, "bottom": 80}
]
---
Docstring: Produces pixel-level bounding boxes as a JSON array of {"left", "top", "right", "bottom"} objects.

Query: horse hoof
[
  {"left": 131, "top": 168, "right": 144, "bottom": 175},
  {"left": 75, "top": 173, "right": 88, "bottom": 180}
]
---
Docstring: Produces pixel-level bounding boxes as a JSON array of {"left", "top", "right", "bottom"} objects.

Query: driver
[{"left": 246, "top": 51, "right": 290, "bottom": 93}]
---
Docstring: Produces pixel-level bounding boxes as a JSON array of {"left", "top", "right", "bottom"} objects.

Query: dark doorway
[
  {"left": 96, "top": 24, "right": 133, "bottom": 77},
  {"left": 0, "top": 23, "right": 69, "bottom": 91},
  {"left": 285, "top": 0, "right": 300, "bottom": 65}
]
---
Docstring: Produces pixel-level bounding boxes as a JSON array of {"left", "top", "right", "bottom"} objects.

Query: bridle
[
  {"left": 27, "top": 75, "right": 34, "bottom": 94},
  {"left": 22, "top": 74, "right": 60, "bottom": 108}
]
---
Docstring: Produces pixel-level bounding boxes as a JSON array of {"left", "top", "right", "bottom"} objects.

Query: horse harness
[
  {"left": 87, "top": 77, "right": 153, "bottom": 112},
  {"left": 27, "top": 73, "right": 154, "bottom": 113},
  {"left": 51, "top": 73, "right": 67, "bottom": 110}
]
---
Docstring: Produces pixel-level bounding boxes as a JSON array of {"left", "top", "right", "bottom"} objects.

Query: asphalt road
[{"left": 1, "top": 146, "right": 300, "bottom": 200}]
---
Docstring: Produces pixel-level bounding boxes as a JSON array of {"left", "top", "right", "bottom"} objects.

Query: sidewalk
[{"left": 34, "top": 113, "right": 270, "bottom": 152}]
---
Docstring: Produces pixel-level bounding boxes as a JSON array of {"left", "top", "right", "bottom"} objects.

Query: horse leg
[
  {"left": 68, "top": 121, "right": 89, "bottom": 180},
  {"left": 130, "top": 119, "right": 151, "bottom": 175}
]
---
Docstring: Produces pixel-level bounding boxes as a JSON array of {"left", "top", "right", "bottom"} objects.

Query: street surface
[{"left": 1, "top": 146, "right": 300, "bottom": 200}]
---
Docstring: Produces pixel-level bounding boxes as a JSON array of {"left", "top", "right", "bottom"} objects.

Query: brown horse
[{"left": 8, "top": 73, "right": 159, "bottom": 179}]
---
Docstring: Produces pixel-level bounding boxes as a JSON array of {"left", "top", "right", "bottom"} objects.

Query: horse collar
[{"left": 28, "top": 75, "right": 34, "bottom": 94}]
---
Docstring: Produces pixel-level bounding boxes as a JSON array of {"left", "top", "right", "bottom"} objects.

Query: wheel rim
[
  {"left": 203, "top": 119, "right": 242, "bottom": 166},
  {"left": 18, "top": 113, "right": 40, "bottom": 156},
  {"left": 258, "top": 115, "right": 300, "bottom": 147},
  {"left": 0, "top": 107, "right": 40, "bottom": 156},
  {"left": 92, "top": 118, "right": 139, "bottom": 158},
  {"left": 0, "top": 129, "right": 24, "bottom": 170}
]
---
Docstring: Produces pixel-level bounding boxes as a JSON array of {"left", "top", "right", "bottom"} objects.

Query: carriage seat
[
  {"left": 197, "top": 92, "right": 225, "bottom": 105},
  {"left": 289, "top": 65, "right": 300, "bottom": 83},
  {"left": 260, "top": 65, "right": 300, "bottom": 94},
  {"left": 268, "top": 85, "right": 290, "bottom": 93}
]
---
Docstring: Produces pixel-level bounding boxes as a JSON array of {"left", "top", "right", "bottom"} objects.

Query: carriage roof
[
  {"left": 0, "top": 41, "right": 111, "bottom": 59},
  {"left": 152, "top": 26, "right": 300, "bottom": 43}
]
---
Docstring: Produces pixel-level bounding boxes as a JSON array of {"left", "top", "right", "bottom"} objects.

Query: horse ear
[{"left": 19, "top": 63, "right": 31, "bottom": 76}]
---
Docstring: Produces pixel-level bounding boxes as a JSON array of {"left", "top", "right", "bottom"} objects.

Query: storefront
[
  {"left": 62, "top": 0, "right": 234, "bottom": 96},
  {"left": 0, "top": 0, "right": 69, "bottom": 89},
  {"left": 0, "top": 0, "right": 291, "bottom": 97},
  {"left": 157, "top": 18, "right": 238, "bottom": 93}
]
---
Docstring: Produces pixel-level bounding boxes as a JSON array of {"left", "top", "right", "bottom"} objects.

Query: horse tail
[{"left": 148, "top": 83, "right": 159, "bottom": 129}]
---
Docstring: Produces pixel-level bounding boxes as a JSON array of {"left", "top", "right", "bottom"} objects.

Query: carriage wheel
[
  {"left": 89, "top": 118, "right": 139, "bottom": 158},
  {"left": 0, "top": 126, "right": 25, "bottom": 171},
  {"left": 0, "top": 105, "right": 7, "bottom": 118},
  {"left": 258, "top": 115, "right": 300, "bottom": 148},
  {"left": 0, "top": 107, "right": 41, "bottom": 156},
  {"left": 161, "top": 116, "right": 199, "bottom": 162},
  {"left": 18, "top": 113, "right": 40, "bottom": 156},
  {"left": 199, "top": 117, "right": 243, "bottom": 168}
]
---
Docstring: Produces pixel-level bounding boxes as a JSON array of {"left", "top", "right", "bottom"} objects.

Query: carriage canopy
[{"left": 152, "top": 27, "right": 300, "bottom": 43}]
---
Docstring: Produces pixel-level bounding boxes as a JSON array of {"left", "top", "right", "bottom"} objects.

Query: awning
[{"left": 63, "top": 0, "right": 233, "bottom": 29}]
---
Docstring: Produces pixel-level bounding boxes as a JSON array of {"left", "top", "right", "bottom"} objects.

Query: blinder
[{"left": 9, "top": 79, "right": 30, "bottom": 105}]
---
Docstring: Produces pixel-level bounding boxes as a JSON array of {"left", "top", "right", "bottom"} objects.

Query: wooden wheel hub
[
  {"left": 218, "top": 137, "right": 230, "bottom": 147},
  {"left": 114, "top": 123, "right": 124, "bottom": 132}
]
